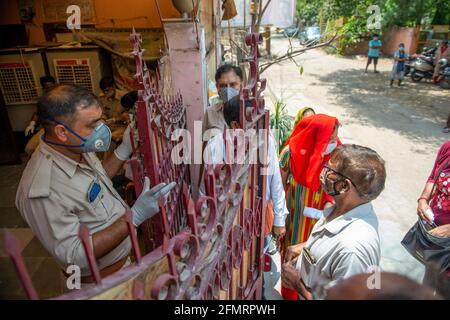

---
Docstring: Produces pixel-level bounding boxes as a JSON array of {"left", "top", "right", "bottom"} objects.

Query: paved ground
[{"left": 263, "top": 36, "right": 449, "bottom": 288}]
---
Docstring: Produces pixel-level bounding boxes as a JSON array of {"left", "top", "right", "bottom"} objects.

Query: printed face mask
[
  {"left": 320, "top": 170, "right": 343, "bottom": 197},
  {"left": 218, "top": 86, "right": 239, "bottom": 103},
  {"left": 45, "top": 121, "right": 112, "bottom": 153}
]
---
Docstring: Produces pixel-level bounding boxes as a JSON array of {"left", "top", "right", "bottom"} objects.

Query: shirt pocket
[
  {"left": 74, "top": 190, "right": 109, "bottom": 224},
  {"left": 298, "top": 250, "right": 316, "bottom": 289}
]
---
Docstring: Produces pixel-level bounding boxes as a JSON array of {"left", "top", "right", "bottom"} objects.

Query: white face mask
[{"left": 324, "top": 142, "right": 337, "bottom": 155}]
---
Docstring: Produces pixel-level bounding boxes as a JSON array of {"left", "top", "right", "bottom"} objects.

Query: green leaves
[
  {"left": 270, "top": 101, "right": 293, "bottom": 153},
  {"left": 299, "top": 66, "right": 304, "bottom": 75}
]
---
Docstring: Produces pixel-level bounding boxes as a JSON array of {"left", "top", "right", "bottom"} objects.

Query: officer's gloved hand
[
  {"left": 25, "top": 121, "right": 36, "bottom": 136},
  {"left": 114, "top": 125, "right": 133, "bottom": 161},
  {"left": 131, "top": 177, "right": 177, "bottom": 227}
]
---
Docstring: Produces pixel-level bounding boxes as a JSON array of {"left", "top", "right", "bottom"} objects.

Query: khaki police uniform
[
  {"left": 15, "top": 140, "right": 131, "bottom": 277},
  {"left": 202, "top": 102, "right": 227, "bottom": 133}
]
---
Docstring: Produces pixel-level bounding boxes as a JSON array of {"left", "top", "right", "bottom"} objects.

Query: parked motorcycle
[
  {"left": 410, "top": 55, "right": 435, "bottom": 82},
  {"left": 405, "top": 47, "right": 436, "bottom": 76},
  {"left": 438, "top": 58, "right": 450, "bottom": 89}
]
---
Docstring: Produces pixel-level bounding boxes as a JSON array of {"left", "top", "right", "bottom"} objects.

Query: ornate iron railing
[{"left": 3, "top": 30, "right": 270, "bottom": 300}]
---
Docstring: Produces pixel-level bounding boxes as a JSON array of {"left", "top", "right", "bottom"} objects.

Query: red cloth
[
  {"left": 427, "top": 141, "right": 450, "bottom": 226},
  {"left": 281, "top": 286, "right": 299, "bottom": 300},
  {"left": 286, "top": 114, "right": 341, "bottom": 192}
]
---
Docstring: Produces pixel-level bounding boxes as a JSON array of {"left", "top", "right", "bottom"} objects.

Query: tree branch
[
  {"left": 259, "top": 32, "right": 342, "bottom": 74},
  {"left": 256, "top": 0, "right": 272, "bottom": 30}
]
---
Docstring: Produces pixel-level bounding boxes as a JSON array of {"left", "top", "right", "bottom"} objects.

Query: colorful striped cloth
[
  {"left": 279, "top": 145, "right": 330, "bottom": 300},
  {"left": 279, "top": 145, "right": 329, "bottom": 249}
]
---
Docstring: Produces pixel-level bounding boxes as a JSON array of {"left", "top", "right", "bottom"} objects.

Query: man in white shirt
[
  {"left": 202, "top": 97, "right": 289, "bottom": 241},
  {"left": 281, "top": 144, "right": 386, "bottom": 299}
]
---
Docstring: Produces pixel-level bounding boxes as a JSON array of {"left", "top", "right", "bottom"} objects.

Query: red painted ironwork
[
  {"left": 3, "top": 28, "right": 270, "bottom": 300},
  {"left": 3, "top": 230, "right": 38, "bottom": 300}
]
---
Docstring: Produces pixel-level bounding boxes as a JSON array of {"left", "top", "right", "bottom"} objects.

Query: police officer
[{"left": 15, "top": 84, "right": 175, "bottom": 285}]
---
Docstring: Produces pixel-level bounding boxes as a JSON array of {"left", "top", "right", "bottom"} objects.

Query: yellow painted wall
[{"left": 0, "top": 0, "right": 182, "bottom": 45}]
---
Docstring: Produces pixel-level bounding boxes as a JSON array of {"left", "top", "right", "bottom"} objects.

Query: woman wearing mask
[
  {"left": 390, "top": 43, "right": 408, "bottom": 87},
  {"left": 279, "top": 114, "right": 340, "bottom": 300},
  {"left": 416, "top": 140, "right": 450, "bottom": 285},
  {"left": 433, "top": 40, "right": 450, "bottom": 84},
  {"left": 293, "top": 107, "right": 316, "bottom": 128}
]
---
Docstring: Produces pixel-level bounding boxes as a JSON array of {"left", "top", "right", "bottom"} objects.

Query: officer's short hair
[
  {"left": 215, "top": 64, "right": 243, "bottom": 83},
  {"left": 38, "top": 84, "right": 101, "bottom": 128}
]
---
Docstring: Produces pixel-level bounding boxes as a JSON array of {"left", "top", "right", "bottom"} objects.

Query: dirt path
[{"left": 264, "top": 36, "right": 449, "bottom": 283}]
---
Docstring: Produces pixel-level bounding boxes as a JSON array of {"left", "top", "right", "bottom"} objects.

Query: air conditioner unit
[
  {"left": 46, "top": 46, "right": 109, "bottom": 95},
  {"left": 0, "top": 48, "right": 45, "bottom": 131}
]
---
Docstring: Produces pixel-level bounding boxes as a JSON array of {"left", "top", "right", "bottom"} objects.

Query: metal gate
[{"left": 3, "top": 29, "right": 269, "bottom": 300}]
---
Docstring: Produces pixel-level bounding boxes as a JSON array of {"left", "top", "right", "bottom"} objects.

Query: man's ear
[
  {"left": 341, "top": 179, "right": 351, "bottom": 193},
  {"left": 53, "top": 124, "right": 69, "bottom": 143}
]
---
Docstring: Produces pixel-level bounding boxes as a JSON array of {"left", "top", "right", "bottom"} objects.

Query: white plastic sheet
[{"left": 222, "top": 0, "right": 296, "bottom": 28}]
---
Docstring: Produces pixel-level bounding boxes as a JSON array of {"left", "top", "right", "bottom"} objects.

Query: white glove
[
  {"left": 131, "top": 177, "right": 177, "bottom": 227},
  {"left": 114, "top": 125, "right": 133, "bottom": 161},
  {"left": 25, "top": 121, "right": 36, "bottom": 136}
]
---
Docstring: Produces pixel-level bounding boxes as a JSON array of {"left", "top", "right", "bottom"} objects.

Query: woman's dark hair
[
  {"left": 215, "top": 64, "right": 243, "bottom": 82},
  {"left": 223, "top": 97, "right": 251, "bottom": 127},
  {"left": 330, "top": 144, "right": 386, "bottom": 201},
  {"left": 120, "top": 91, "right": 138, "bottom": 110},
  {"left": 39, "top": 75, "right": 55, "bottom": 88},
  {"left": 38, "top": 84, "right": 100, "bottom": 128},
  {"left": 99, "top": 77, "right": 115, "bottom": 90}
]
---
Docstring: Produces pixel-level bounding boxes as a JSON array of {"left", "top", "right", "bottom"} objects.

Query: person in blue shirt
[
  {"left": 390, "top": 43, "right": 408, "bottom": 87},
  {"left": 365, "top": 34, "right": 382, "bottom": 73}
]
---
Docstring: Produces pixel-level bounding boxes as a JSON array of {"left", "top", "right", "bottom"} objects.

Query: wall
[
  {"left": 0, "top": 0, "right": 181, "bottom": 45},
  {"left": 93, "top": 0, "right": 179, "bottom": 28},
  {"left": 0, "top": 0, "right": 46, "bottom": 45},
  {"left": 345, "top": 26, "right": 419, "bottom": 56},
  {"left": 382, "top": 26, "right": 419, "bottom": 56}
]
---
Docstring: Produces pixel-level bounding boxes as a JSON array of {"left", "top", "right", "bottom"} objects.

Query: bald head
[{"left": 325, "top": 272, "right": 441, "bottom": 300}]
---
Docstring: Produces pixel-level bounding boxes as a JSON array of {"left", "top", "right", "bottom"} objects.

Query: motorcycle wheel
[
  {"left": 440, "top": 79, "right": 450, "bottom": 90},
  {"left": 411, "top": 72, "right": 423, "bottom": 82}
]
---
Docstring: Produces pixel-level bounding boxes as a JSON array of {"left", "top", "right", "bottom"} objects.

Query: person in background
[
  {"left": 99, "top": 77, "right": 127, "bottom": 124},
  {"left": 433, "top": 40, "right": 450, "bottom": 84},
  {"left": 199, "top": 64, "right": 244, "bottom": 189},
  {"left": 281, "top": 144, "right": 385, "bottom": 300},
  {"left": 325, "top": 272, "right": 441, "bottom": 300},
  {"left": 202, "top": 64, "right": 243, "bottom": 133},
  {"left": 24, "top": 76, "right": 57, "bottom": 155},
  {"left": 365, "top": 33, "right": 382, "bottom": 73},
  {"left": 416, "top": 140, "right": 450, "bottom": 285},
  {"left": 427, "top": 26, "right": 435, "bottom": 42},
  {"left": 98, "top": 77, "right": 128, "bottom": 160},
  {"left": 203, "top": 97, "right": 289, "bottom": 252},
  {"left": 279, "top": 114, "right": 340, "bottom": 300},
  {"left": 111, "top": 91, "right": 138, "bottom": 198},
  {"left": 390, "top": 43, "right": 408, "bottom": 87}
]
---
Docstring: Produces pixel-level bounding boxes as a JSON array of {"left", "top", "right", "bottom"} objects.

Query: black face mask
[
  {"left": 321, "top": 175, "right": 344, "bottom": 196},
  {"left": 320, "top": 166, "right": 347, "bottom": 196}
]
